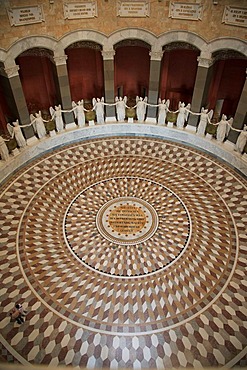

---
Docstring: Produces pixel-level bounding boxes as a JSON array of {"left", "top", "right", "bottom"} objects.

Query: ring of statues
[{"left": 0, "top": 95, "right": 247, "bottom": 163}]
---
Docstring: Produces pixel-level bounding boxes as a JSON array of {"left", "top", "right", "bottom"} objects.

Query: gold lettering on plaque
[{"left": 108, "top": 205, "right": 146, "bottom": 234}]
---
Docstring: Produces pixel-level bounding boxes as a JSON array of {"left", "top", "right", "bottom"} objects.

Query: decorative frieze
[
  {"left": 117, "top": 1, "right": 150, "bottom": 18},
  {"left": 222, "top": 6, "right": 247, "bottom": 28},
  {"left": 114, "top": 39, "right": 151, "bottom": 50},
  {"left": 7, "top": 6, "right": 44, "bottom": 26},
  {"left": 212, "top": 49, "right": 246, "bottom": 61},
  {"left": 163, "top": 42, "right": 199, "bottom": 52},
  {"left": 64, "top": 2, "right": 97, "bottom": 19},
  {"left": 67, "top": 41, "right": 102, "bottom": 51},
  {"left": 169, "top": 2, "right": 203, "bottom": 21},
  {"left": 18, "top": 48, "right": 54, "bottom": 63}
]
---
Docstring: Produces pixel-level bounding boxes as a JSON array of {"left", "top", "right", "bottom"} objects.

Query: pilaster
[
  {"left": 187, "top": 55, "right": 213, "bottom": 130},
  {"left": 102, "top": 49, "right": 116, "bottom": 122},
  {"left": 4, "top": 65, "right": 35, "bottom": 140},
  {"left": 146, "top": 50, "right": 163, "bottom": 123},
  {"left": 53, "top": 54, "right": 75, "bottom": 127},
  {"left": 228, "top": 69, "right": 247, "bottom": 144}
]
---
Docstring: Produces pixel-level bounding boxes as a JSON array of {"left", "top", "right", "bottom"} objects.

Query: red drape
[
  {"left": 66, "top": 47, "right": 104, "bottom": 102},
  {"left": 159, "top": 49, "right": 200, "bottom": 110},
  {"left": 114, "top": 46, "right": 150, "bottom": 99},
  {"left": 207, "top": 59, "right": 247, "bottom": 117},
  {"left": 17, "top": 55, "right": 58, "bottom": 113}
]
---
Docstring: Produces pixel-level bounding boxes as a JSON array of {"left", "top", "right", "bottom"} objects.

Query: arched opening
[
  {"left": 66, "top": 41, "right": 104, "bottom": 102},
  {"left": 160, "top": 42, "right": 200, "bottom": 109},
  {"left": 114, "top": 39, "right": 151, "bottom": 102},
  {"left": 16, "top": 48, "right": 59, "bottom": 115},
  {"left": 0, "top": 61, "right": 18, "bottom": 134},
  {"left": 207, "top": 49, "right": 247, "bottom": 119}
]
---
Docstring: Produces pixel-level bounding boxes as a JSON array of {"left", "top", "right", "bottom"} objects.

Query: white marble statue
[
  {"left": 157, "top": 99, "right": 170, "bottom": 125},
  {"left": 216, "top": 115, "right": 233, "bottom": 143},
  {"left": 71, "top": 100, "right": 88, "bottom": 127},
  {"left": 0, "top": 136, "right": 9, "bottom": 161},
  {"left": 135, "top": 96, "right": 148, "bottom": 122},
  {"left": 92, "top": 97, "right": 105, "bottom": 124},
  {"left": 7, "top": 120, "right": 27, "bottom": 148},
  {"left": 30, "top": 111, "right": 48, "bottom": 139},
  {"left": 115, "top": 96, "right": 128, "bottom": 122},
  {"left": 235, "top": 126, "right": 247, "bottom": 154},
  {"left": 197, "top": 108, "right": 214, "bottom": 136},
  {"left": 175, "top": 102, "right": 191, "bottom": 129},
  {"left": 49, "top": 105, "right": 65, "bottom": 132}
]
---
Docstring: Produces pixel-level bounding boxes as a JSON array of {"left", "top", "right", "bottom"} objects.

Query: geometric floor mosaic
[{"left": 0, "top": 136, "right": 246, "bottom": 368}]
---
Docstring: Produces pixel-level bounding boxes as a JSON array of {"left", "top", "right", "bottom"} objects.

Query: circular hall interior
[{"left": 0, "top": 0, "right": 246, "bottom": 369}]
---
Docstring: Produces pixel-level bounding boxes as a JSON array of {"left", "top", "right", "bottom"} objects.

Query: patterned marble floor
[{"left": 0, "top": 136, "right": 246, "bottom": 368}]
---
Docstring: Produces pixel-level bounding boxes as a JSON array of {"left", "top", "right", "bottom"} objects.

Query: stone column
[
  {"left": 186, "top": 55, "right": 213, "bottom": 132},
  {"left": 53, "top": 55, "right": 76, "bottom": 129},
  {"left": 146, "top": 50, "right": 163, "bottom": 124},
  {"left": 4, "top": 65, "right": 36, "bottom": 143},
  {"left": 227, "top": 69, "right": 247, "bottom": 145},
  {"left": 102, "top": 49, "right": 116, "bottom": 122}
]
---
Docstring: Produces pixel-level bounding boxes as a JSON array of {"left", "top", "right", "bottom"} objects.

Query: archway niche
[
  {"left": 160, "top": 42, "right": 200, "bottom": 110},
  {"left": 207, "top": 49, "right": 247, "bottom": 119},
  {"left": 66, "top": 41, "right": 104, "bottom": 103},
  {"left": 0, "top": 61, "right": 18, "bottom": 134},
  {"left": 114, "top": 39, "right": 151, "bottom": 103},
  {"left": 16, "top": 48, "right": 59, "bottom": 116}
]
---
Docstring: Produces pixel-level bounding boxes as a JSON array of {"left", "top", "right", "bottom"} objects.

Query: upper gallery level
[{"left": 0, "top": 0, "right": 246, "bottom": 51}]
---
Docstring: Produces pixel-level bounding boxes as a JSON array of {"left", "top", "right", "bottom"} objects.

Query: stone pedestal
[
  {"left": 105, "top": 116, "right": 117, "bottom": 123},
  {"left": 27, "top": 136, "right": 39, "bottom": 146},
  {"left": 65, "top": 122, "right": 77, "bottom": 130},
  {"left": 186, "top": 125, "right": 197, "bottom": 133},
  {"left": 145, "top": 117, "right": 157, "bottom": 124}
]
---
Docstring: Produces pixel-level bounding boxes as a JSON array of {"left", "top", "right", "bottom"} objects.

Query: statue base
[
  {"left": 27, "top": 136, "right": 39, "bottom": 146},
  {"left": 11, "top": 148, "right": 20, "bottom": 156},
  {"left": 167, "top": 122, "right": 174, "bottom": 128},
  {"left": 223, "top": 140, "right": 235, "bottom": 151},
  {"left": 145, "top": 117, "right": 157, "bottom": 124},
  {"left": 49, "top": 130, "right": 56, "bottom": 137},
  {"left": 205, "top": 133, "right": 213, "bottom": 140},
  {"left": 128, "top": 118, "right": 134, "bottom": 123},
  {"left": 185, "top": 124, "right": 197, "bottom": 133},
  {"left": 105, "top": 117, "right": 117, "bottom": 123},
  {"left": 65, "top": 122, "right": 77, "bottom": 130},
  {"left": 89, "top": 120, "right": 95, "bottom": 126},
  {"left": 242, "top": 153, "right": 247, "bottom": 161}
]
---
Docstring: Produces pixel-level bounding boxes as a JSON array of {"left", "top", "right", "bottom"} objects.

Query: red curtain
[
  {"left": 207, "top": 59, "right": 247, "bottom": 117},
  {"left": 66, "top": 47, "right": 104, "bottom": 102},
  {"left": 159, "top": 49, "right": 199, "bottom": 110},
  {"left": 114, "top": 46, "right": 150, "bottom": 99},
  {"left": 17, "top": 55, "right": 58, "bottom": 113}
]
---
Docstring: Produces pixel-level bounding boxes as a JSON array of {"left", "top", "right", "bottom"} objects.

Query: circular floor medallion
[
  {"left": 64, "top": 176, "right": 191, "bottom": 277},
  {"left": 96, "top": 197, "right": 158, "bottom": 245}
]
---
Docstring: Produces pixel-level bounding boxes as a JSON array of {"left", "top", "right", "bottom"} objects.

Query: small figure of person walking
[{"left": 10, "top": 303, "right": 27, "bottom": 324}]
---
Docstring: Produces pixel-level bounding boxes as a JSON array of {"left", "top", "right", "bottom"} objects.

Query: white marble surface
[{"left": 0, "top": 123, "right": 246, "bottom": 184}]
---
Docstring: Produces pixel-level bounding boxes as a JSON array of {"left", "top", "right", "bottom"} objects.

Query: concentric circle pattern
[
  {"left": 95, "top": 195, "right": 159, "bottom": 246},
  {"left": 0, "top": 136, "right": 246, "bottom": 368},
  {"left": 64, "top": 178, "right": 189, "bottom": 276}
]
